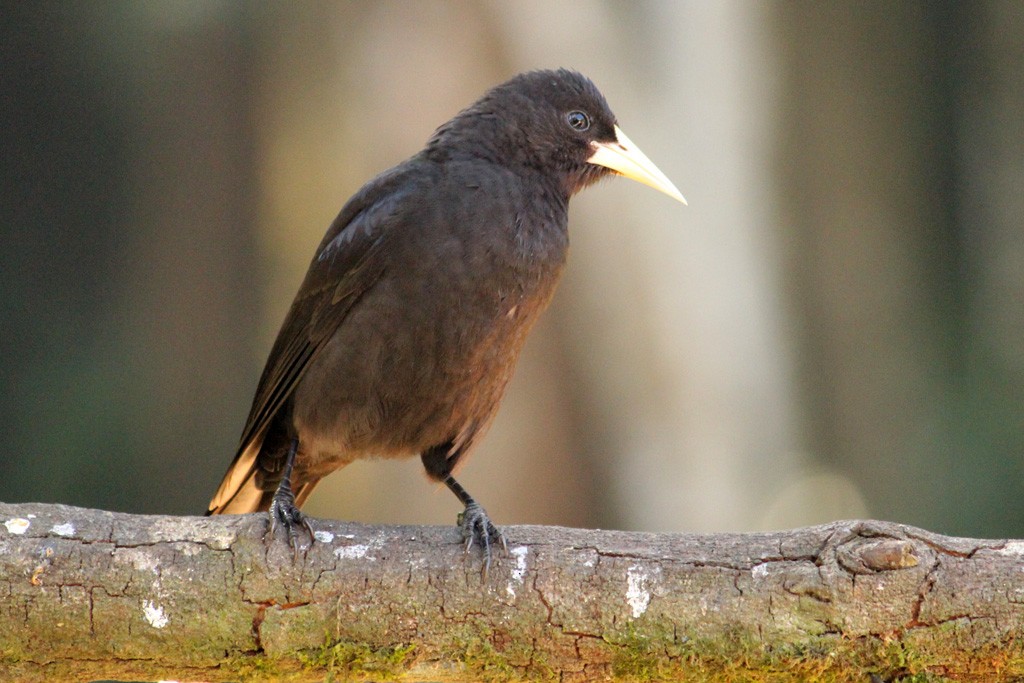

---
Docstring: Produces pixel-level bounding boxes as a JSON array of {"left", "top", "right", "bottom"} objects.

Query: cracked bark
[{"left": 2, "top": 502, "right": 1024, "bottom": 682}]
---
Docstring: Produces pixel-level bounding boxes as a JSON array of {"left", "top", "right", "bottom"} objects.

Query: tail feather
[
  {"left": 207, "top": 440, "right": 321, "bottom": 515},
  {"left": 207, "top": 441, "right": 262, "bottom": 515}
]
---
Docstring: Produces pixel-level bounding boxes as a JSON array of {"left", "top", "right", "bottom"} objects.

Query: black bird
[{"left": 207, "top": 69, "right": 685, "bottom": 566}]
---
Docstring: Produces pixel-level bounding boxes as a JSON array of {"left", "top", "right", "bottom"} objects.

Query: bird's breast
[{"left": 292, "top": 168, "right": 570, "bottom": 462}]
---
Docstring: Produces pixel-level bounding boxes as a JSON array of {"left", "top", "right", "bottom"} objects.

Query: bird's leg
[
  {"left": 444, "top": 475, "right": 507, "bottom": 576},
  {"left": 265, "top": 437, "right": 314, "bottom": 557}
]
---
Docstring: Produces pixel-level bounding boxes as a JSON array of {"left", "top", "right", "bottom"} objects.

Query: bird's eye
[{"left": 566, "top": 111, "right": 590, "bottom": 131}]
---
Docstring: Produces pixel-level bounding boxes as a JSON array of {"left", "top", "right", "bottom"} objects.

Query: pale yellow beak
[{"left": 587, "top": 125, "right": 687, "bottom": 205}]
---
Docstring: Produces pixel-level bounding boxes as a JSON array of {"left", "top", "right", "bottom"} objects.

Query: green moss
[
  {"left": 504, "top": 641, "right": 557, "bottom": 682},
  {"left": 607, "top": 626, "right": 674, "bottom": 681},
  {"left": 228, "top": 654, "right": 286, "bottom": 682},
  {"left": 446, "top": 633, "right": 518, "bottom": 682},
  {"left": 300, "top": 638, "right": 415, "bottom": 681},
  {"left": 135, "top": 619, "right": 1024, "bottom": 682},
  {"left": 288, "top": 626, "right": 1024, "bottom": 682},
  {"left": 217, "top": 638, "right": 415, "bottom": 682},
  {"left": 597, "top": 622, "right": 1024, "bottom": 683}
]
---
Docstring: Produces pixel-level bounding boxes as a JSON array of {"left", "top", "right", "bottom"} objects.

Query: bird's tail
[
  {"left": 206, "top": 441, "right": 264, "bottom": 515},
  {"left": 206, "top": 440, "right": 320, "bottom": 515}
]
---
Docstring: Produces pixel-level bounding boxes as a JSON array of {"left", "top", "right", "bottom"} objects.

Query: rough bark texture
[{"left": 1, "top": 502, "right": 1023, "bottom": 682}]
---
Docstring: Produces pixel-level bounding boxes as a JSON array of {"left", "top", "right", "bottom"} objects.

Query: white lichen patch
[
  {"left": 4, "top": 518, "right": 30, "bottom": 535},
  {"left": 142, "top": 600, "right": 168, "bottom": 628},
  {"left": 314, "top": 530, "right": 335, "bottom": 544},
  {"left": 50, "top": 522, "right": 75, "bottom": 537},
  {"left": 751, "top": 562, "right": 770, "bottom": 579},
  {"left": 506, "top": 546, "right": 529, "bottom": 599},
  {"left": 334, "top": 544, "right": 371, "bottom": 560},
  {"left": 626, "top": 565, "right": 651, "bottom": 618},
  {"left": 174, "top": 542, "right": 202, "bottom": 557},
  {"left": 996, "top": 541, "right": 1024, "bottom": 556},
  {"left": 116, "top": 548, "right": 160, "bottom": 573}
]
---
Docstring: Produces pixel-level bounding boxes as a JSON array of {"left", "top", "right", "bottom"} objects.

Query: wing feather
[{"left": 207, "top": 163, "right": 426, "bottom": 514}]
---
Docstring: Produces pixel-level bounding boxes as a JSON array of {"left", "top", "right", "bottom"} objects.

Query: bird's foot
[
  {"left": 265, "top": 490, "right": 314, "bottom": 559},
  {"left": 458, "top": 501, "right": 507, "bottom": 577}
]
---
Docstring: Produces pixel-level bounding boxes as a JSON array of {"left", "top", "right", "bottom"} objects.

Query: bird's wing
[{"left": 207, "top": 163, "right": 425, "bottom": 514}]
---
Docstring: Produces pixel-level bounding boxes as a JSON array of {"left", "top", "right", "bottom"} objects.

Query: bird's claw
[
  {"left": 458, "top": 502, "right": 506, "bottom": 577},
  {"left": 265, "top": 495, "right": 314, "bottom": 559}
]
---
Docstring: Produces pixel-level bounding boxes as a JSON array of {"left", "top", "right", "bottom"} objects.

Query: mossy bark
[{"left": 1, "top": 502, "right": 1023, "bottom": 682}]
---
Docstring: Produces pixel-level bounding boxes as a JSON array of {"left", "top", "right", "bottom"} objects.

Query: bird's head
[{"left": 434, "top": 69, "right": 685, "bottom": 204}]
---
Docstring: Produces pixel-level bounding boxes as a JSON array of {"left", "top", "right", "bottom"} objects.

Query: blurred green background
[{"left": 2, "top": 1, "right": 1022, "bottom": 538}]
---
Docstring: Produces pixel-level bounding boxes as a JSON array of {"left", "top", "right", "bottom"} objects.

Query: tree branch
[{"left": 1, "top": 501, "right": 1022, "bottom": 682}]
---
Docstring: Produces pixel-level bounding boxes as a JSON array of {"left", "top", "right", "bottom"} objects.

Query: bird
[{"left": 206, "top": 69, "right": 685, "bottom": 569}]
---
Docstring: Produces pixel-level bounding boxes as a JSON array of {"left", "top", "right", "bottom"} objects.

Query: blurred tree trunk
[
  {"left": 486, "top": 1, "right": 805, "bottom": 534},
  {"left": 0, "top": 3, "right": 261, "bottom": 514},
  {"left": 114, "top": 5, "right": 264, "bottom": 511},
  {"left": 954, "top": 0, "right": 1024, "bottom": 528},
  {"left": 771, "top": 1, "right": 1024, "bottom": 536}
]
